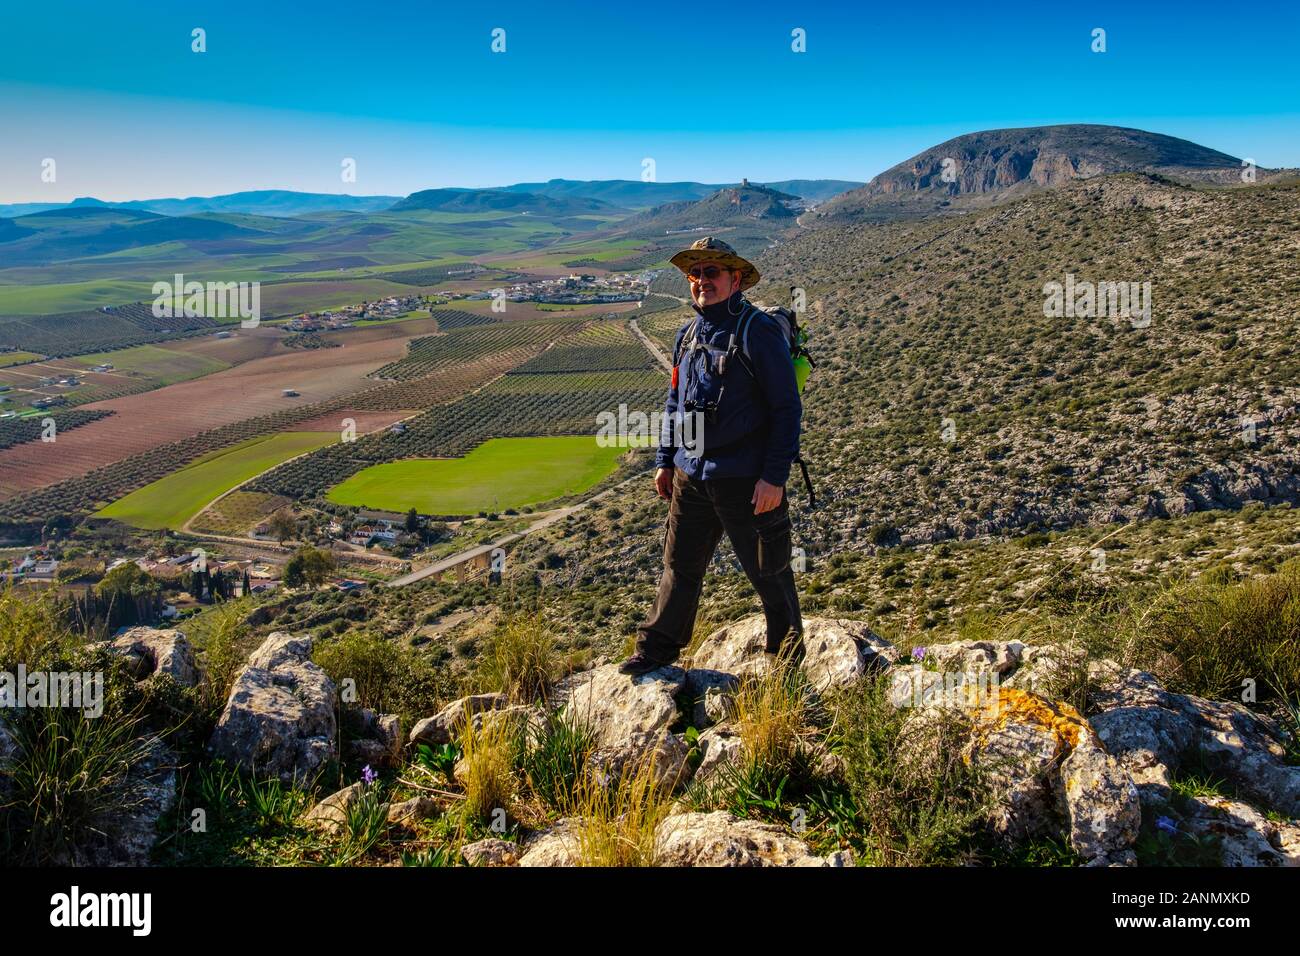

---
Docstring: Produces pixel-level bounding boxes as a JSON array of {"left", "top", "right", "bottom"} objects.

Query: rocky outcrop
[
  {"left": 690, "top": 616, "right": 896, "bottom": 691},
  {"left": 77, "top": 735, "right": 179, "bottom": 866},
  {"left": 655, "top": 811, "right": 852, "bottom": 867},
  {"left": 561, "top": 662, "right": 690, "bottom": 791},
  {"left": 518, "top": 818, "right": 583, "bottom": 867},
  {"left": 972, "top": 689, "right": 1137, "bottom": 865},
  {"left": 682, "top": 669, "right": 739, "bottom": 728},
  {"left": 304, "top": 782, "right": 365, "bottom": 834},
  {"left": 1175, "top": 795, "right": 1300, "bottom": 867},
  {"left": 515, "top": 811, "right": 847, "bottom": 867},
  {"left": 461, "top": 837, "right": 520, "bottom": 866},
  {"left": 386, "top": 796, "right": 439, "bottom": 827},
  {"left": 1089, "top": 668, "right": 1300, "bottom": 816},
  {"left": 409, "top": 693, "right": 508, "bottom": 747},
  {"left": 208, "top": 632, "right": 337, "bottom": 785},
  {"left": 898, "top": 675, "right": 1140, "bottom": 865},
  {"left": 693, "top": 724, "right": 746, "bottom": 786},
  {"left": 344, "top": 707, "right": 402, "bottom": 769},
  {"left": 106, "top": 627, "right": 199, "bottom": 687},
  {"left": 816, "top": 124, "right": 1243, "bottom": 221}
]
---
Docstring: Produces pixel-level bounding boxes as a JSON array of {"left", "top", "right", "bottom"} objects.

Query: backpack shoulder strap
[
  {"left": 734, "top": 301, "right": 768, "bottom": 376},
  {"left": 672, "top": 316, "right": 699, "bottom": 368}
]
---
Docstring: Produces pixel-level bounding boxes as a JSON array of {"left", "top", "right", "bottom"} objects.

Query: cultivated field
[
  {"left": 188, "top": 490, "right": 295, "bottom": 536},
  {"left": 0, "top": 351, "right": 42, "bottom": 367},
  {"left": 95, "top": 431, "right": 339, "bottom": 530},
  {"left": 325, "top": 434, "right": 642, "bottom": 514},
  {"left": 0, "top": 320, "right": 432, "bottom": 497}
]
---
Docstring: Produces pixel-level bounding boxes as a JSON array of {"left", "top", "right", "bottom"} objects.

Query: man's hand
[
  {"left": 655, "top": 467, "right": 675, "bottom": 500},
  {"left": 752, "top": 479, "right": 784, "bottom": 514}
]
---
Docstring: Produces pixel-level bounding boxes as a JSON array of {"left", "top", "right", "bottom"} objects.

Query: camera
[{"left": 682, "top": 398, "right": 718, "bottom": 426}]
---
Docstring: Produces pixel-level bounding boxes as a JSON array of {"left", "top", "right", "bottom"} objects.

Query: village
[
  {"left": 458, "top": 270, "right": 655, "bottom": 306},
  {"left": 283, "top": 292, "right": 427, "bottom": 332}
]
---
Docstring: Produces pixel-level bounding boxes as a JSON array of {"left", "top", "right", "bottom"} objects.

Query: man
[{"left": 620, "top": 236, "right": 804, "bottom": 677}]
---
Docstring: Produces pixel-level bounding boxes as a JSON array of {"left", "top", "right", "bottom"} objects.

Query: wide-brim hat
[{"left": 669, "top": 236, "right": 760, "bottom": 292}]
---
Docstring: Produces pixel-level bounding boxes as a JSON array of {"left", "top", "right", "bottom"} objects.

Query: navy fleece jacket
[{"left": 654, "top": 290, "right": 801, "bottom": 486}]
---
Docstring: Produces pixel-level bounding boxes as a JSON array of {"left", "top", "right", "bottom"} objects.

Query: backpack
[{"left": 672, "top": 290, "right": 817, "bottom": 507}]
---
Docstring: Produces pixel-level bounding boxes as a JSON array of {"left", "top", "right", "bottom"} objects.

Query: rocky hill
[
  {"left": 814, "top": 125, "right": 1250, "bottom": 222},
  {"left": 619, "top": 182, "right": 802, "bottom": 235},
  {"left": 487, "top": 171, "right": 1300, "bottom": 632}
]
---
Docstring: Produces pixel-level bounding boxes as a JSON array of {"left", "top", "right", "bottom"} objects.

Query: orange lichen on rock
[{"left": 971, "top": 687, "right": 1090, "bottom": 750}]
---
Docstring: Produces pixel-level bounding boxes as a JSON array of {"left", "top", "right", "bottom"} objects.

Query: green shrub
[
  {"left": 522, "top": 708, "right": 597, "bottom": 811},
  {"left": 314, "top": 629, "right": 447, "bottom": 726},
  {"left": 478, "top": 615, "right": 558, "bottom": 702},
  {"left": 1145, "top": 559, "right": 1300, "bottom": 705},
  {"left": 833, "top": 674, "right": 994, "bottom": 865}
]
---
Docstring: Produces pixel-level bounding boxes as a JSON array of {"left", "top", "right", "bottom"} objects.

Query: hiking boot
[
  {"left": 765, "top": 635, "right": 806, "bottom": 670},
  {"left": 618, "top": 651, "right": 673, "bottom": 676}
]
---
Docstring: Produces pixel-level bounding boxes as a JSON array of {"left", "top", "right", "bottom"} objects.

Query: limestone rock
[
  {"left": 409, "top": 693, "right": 508, "bottom": 747},
  {"left": 107, "top": 627, "right": 199, "bottom": 687},
  {"left": 386, "top": 796, "right": 439, "bottom": 827},
  {"left": 562, "top": 663, "right": 690, "bottom": 792},
  {"left": 683, "top": 669, "right": 739, "bottom": 728},
  {"left": 693, "top": 724, "right": 746, "bottom": 786},
  {"left": 654, "top": 811, "right": 846, "bottom": 866},
  {"left": 963, "top": 687, "right": 1140, "bottom": 864},
  {"left": 345, "top": 708, "right": 403, "bottom": 768},
  {"left": 1178, "top": 795, "right": 1300, "bottom": 866},
  {"left": 461, "top": 837, "right": 520, "bottom": 866},
  {"left": 1090, "top": 668, "right": 1300, "bottom": 816},
  {"left": 690, "top": 615, "right": 896, "bottom": 691},
  {"left": 77, "top": 734, "right": 179, "bottom": 866},
  {"left": 305, "top": 782, "right": 365, "bottom": 834},
  {"left": 208, "top": 632, "right": 337, "bottom": 785},
  {"left": 518, "top": 818, "right": 582, "bottom": 867},
  {"left": 1058, "top": 733, "right": 1141, "bottom": 865}
]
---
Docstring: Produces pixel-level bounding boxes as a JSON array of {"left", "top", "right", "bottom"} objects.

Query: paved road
[{"left": 386, "top": 471, "right": 648, "bottom": 586}]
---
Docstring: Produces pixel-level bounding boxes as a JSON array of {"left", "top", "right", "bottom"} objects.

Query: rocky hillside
[
  {"left": 450, "top": 170, "right": 1300, "bottom": 646},
  {"left": 814, "top": 125, "right": 1249, "bottom": 222},
  {"left": 5, "top": 599, "right": 1297, "bottom": 867}
]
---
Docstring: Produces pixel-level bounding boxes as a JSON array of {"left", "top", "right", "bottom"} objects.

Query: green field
[
  {"left": 71, "top": 343, "right": 231, "bottom": 384},
  {"left": 0, "top": 351, "right": 43, "bottom": 367},
  {"left": 0, "top": 279, "right": 153, "bottom": 315},
  {"left": 96, "top": 431, "right": 338, "bottom": 530},
  {"left": 325, "top": 434, "right": 644, "bottom": 514}
]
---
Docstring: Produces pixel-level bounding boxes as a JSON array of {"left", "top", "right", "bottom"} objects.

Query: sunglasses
[{"left": 687, "top": 265, "right": 732, "bottom": 281}]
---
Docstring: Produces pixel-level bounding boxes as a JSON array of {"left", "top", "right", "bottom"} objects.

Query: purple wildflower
[
  {"left": 362, "top": 765, "right": 377, "bottom": 786},
  {"left": 1155, "top": 815, "right": 1178, "bottom": 835},
  {"left": 912, "top": 647, "right": 927, "bottom": 661}
]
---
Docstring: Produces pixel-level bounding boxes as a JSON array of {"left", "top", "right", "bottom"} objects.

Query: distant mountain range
[
  {"left": 388, "top": 188, "right": 620, "bottom": 216},
  {"left": 0, "top": 190, "right": 400, "bottom": 220},
  {"left": 0, "top": 180, "right": 863, "bottom": 220},
  {"left": 813, "top": 124, "right": 1257, "bottom": 222},
  {"left": 500, "top": 178, "right": 863, "bottom": 208}
]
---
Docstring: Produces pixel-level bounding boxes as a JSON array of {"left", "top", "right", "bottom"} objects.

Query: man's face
[{"left": 687, "top": 260, "right": 740, "bottom": 307}]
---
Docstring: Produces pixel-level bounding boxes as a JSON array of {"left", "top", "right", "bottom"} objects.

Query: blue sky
[{"left": 1, "top": 0, "right": 1297, "bottom": 202}]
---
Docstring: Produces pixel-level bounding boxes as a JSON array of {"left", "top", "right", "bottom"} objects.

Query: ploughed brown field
[
  {"left": 290, "top": 409, "right": 412, "bottom": 433},
  {"left": 0, "top": 320, "right": 436, "bottom": 498}
]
